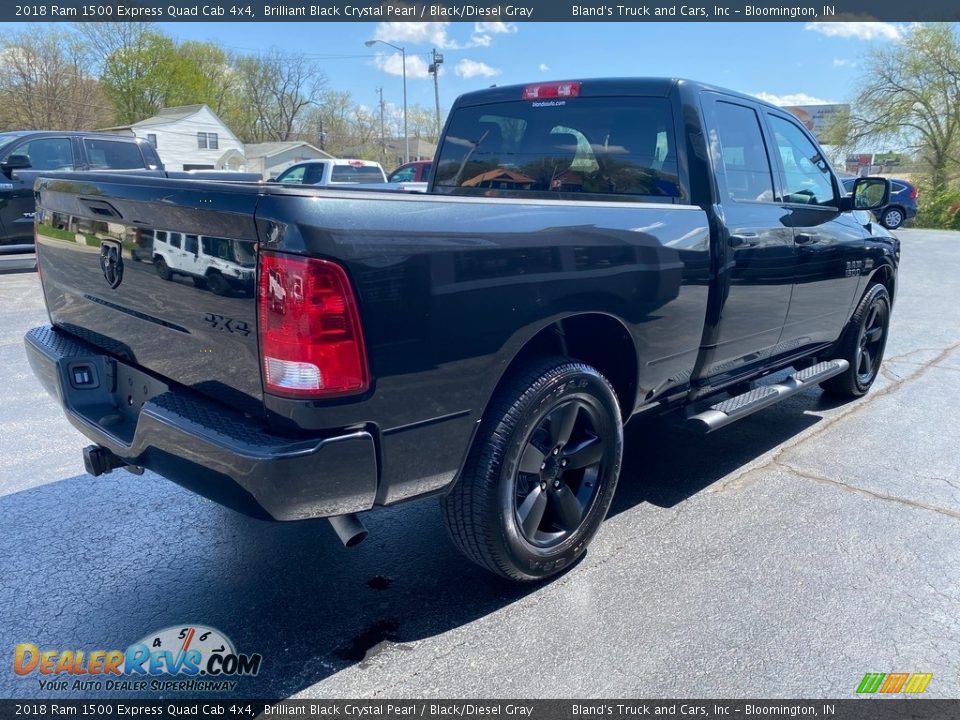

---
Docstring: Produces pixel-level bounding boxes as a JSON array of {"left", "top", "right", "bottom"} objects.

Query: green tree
[{"left": 845, "top": 24, "right": 960, "bottom": 194}]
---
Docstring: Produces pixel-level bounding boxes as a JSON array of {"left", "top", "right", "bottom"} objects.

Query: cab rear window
[
  {"left": 433, "top": 97, "right": 680, "bottom": 199},
  {"left": 330, "top": 165, "right": 385, "bottom": 183}
]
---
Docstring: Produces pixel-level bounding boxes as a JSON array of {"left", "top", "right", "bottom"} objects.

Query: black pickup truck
[{"left": 25, "top": 78, "right": 898, "bottom": 581}]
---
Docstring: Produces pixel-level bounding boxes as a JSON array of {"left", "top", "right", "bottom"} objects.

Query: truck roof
[{"left": 452, "top": 77, "right": 782, "bottom": 113}]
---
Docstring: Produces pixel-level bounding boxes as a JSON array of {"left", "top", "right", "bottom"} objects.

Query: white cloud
[
  {"left": 753, "top": 91, "right": 835, "bottom": 106},
  {"left": 373, "top": 52, "right": 432, "bottom": 80},
  {"left": 832, "top": 58, "right": 854, "bottom": 67},
  {"left": 455, "top": 59, "right": 501, "bottom": 79},
  {"left": 538, "top": 63, "right": 550, "bottom": 72},
  {"left": 373, "top": 22, "right": 458, "bottom": 49},
  {"left": 474, "top": 22, "right": 517, "bottom": 34},
  {"left": 373, "top": 21, "right": 518, "bottom": 51},
  {"left": 804, "top": 22, "right": 905, "bottom": 41}
]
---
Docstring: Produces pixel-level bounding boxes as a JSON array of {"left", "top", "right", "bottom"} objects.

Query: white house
[
  {"left": 244, "top": 141, "right": 333, "bottom": 179},
  {"left": 100, "top": 104, "right": 246, "bottom": 172}
]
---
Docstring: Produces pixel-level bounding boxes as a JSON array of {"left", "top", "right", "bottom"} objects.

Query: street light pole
[{"left": 365, "top": 39, "right": 408, "bottom": 164}]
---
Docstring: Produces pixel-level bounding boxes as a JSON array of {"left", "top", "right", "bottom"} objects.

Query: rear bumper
[{"left": 24, "top": 325, "right": 379, "bottom": 521}]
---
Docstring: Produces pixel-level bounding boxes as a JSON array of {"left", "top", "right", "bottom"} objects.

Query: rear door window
[
  {"left": 433, "top": 96, "right": 680, "bottom": 199},
  {"left": 84, "top": 138, "right": 145, "bottom": 170}
]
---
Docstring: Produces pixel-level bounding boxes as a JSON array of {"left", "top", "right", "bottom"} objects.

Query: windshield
[
  {"left": 433, "top": 97, "right": 680, "bottom": 199},
  {"left": 0, "top": 132, "right": 29, "bottom": 154}
]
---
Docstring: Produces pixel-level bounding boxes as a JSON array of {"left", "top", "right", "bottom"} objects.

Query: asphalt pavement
[{"left": 1, "top": 229, "right": 958, "bottom": 699}]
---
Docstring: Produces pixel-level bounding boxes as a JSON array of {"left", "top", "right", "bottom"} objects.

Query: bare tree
[
  {"left": 233, "top": 50, "right": 327, "bottom": 142},
  {"left": 0, "top": 29, "right": 113, "bottom": 130}
]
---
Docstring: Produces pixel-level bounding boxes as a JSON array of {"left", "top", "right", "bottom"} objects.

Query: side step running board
[{"left": 687, "top": 360, "right": 849, "bottom": 433}]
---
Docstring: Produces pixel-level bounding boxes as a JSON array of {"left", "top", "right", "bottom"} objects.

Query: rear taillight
[
  {"left": 910, "top": 187, "right": 919, "bottom": 199},
  {"left": 522, "top": 81, "right": 581, "bottom": 100},
  {"left": 258, "top": 252, "right": 369, "bottom": 398}
]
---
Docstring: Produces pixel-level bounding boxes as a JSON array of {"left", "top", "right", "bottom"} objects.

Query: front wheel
[
  {"left": 821, "top": 283, "right": 891, "bottom": 398},
  {"left": 442, "top": 358, "right": 623, "bottom": 581},
  {"left": 205, "top": 272, "right": 230, "bottom": 296}
]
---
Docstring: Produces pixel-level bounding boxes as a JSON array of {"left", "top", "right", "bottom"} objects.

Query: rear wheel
[
  {"left": 880, "top": 206, "right": 905, "bottom": 230},
  {"left": 154, "top": 257, "right": 171, "bottom": 281},
  {"left": 441, "top": 358, "right": 623, "bottom": 581},
  {"left": 821, "top": 284, "right": 891, "bottom": 398}
]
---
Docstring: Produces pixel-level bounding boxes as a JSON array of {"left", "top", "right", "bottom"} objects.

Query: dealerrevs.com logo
[{"left": 13, "top": 625, "right": 262, "bottom": 693}]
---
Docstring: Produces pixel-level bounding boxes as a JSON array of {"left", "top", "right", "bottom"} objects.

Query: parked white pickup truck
[{"left": 270, "top": 158, "right": 387, "bottom": 185}]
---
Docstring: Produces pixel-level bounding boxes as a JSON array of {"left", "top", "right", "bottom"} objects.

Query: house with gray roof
[{"left": 244, "top": 141, "right": 333, "bottom": 180}]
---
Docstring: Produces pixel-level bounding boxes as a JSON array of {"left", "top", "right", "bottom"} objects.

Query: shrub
[{"left": 913, "top": 187, "right": 960, "bottom": 229}]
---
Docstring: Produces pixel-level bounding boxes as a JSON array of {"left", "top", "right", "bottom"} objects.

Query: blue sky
[
  {"left": 0, "top": 20, "right": 914, "bottom": 113},
  {"left": 149, "top": 20, "right": 911, "bottom": 112}
]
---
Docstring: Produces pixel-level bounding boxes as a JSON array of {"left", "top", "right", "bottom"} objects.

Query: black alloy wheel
[
  {"left": 856, "top": 298, "right": 888, "bottom": 386},
  {"left": 821, "top": 283, "right": 891, "bottom": 398},
  {"left": 513, "top": 398, "right": 606, "bottom": 547},
  {"left": 442, "top": 357, "right": 623, "bottom": 581}
]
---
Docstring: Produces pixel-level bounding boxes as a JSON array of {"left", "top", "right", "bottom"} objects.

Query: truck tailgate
[{"left": 34, "top": 175, "right": 264, "bottom": 415}]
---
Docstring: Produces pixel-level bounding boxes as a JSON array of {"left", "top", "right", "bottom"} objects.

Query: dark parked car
[
  {"left": 0, "top": 131, "right": 162, "bottom": 263},
  {"left": 0, "top": 130, "right": 259, "bottom": 268},
  {"left": 842, "top": 176, "right": 918, "bottom": 229},
  {"left": 388, "top": 160, "right": 432, "bottom": 183},
  {"left": 26, "top": 78, "right": 898, "bottom": 582}
]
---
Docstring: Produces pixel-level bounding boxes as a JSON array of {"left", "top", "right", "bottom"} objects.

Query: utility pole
[
  {"left": 429, "top": 48, "right": 444, "bottom": 140},
  {"left": 365, "top": 39, "right": 408, "bottom": 163},
  {"left": 377, "top": 86, "right": 386, "bottom": 164}
]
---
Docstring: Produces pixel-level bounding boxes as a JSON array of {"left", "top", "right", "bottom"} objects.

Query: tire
[
  {"left": 820, "top": 284, "right": 891, "bottom": 398},
  {"left": 205, "top": 272, "right": 230, "bottom": 296},
  {"left": 191, "top": 276, "right": 207, "bottom": 289},
  {"left": 441, "top": 358, "right": 623, "bottom": 581},
  {"left": 154, "top": 256, "right": 171, "bottom": 281},
  {"left": 880, "top": 206, "right": 905, "bottom": 230}
]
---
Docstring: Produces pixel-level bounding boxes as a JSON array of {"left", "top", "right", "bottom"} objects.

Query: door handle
[
  {"left": 728, "top": 235, "right": 759, "bottom": 248},
  {"left": 795, "top": 233, "right": 819, "bottom": 245}
]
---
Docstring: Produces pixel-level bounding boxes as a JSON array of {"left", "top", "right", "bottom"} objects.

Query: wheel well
[
  {"left": 496, "top": 314, "right": 639, "bottom": 418},
  {"left": 869, "top": 263, "right": 896, "bottom": 303}
]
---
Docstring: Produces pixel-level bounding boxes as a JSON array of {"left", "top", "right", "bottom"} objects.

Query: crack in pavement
[
  {"left": 774, "top": 459, "right": 960, "bottom": 522},
  {"left": 710, "top": 341, "right": 960, "bottom": 494}
]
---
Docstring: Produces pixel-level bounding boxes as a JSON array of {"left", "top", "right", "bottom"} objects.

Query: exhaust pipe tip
[{"left": 328, "top": 513, "right": 368, "bottom": 548}]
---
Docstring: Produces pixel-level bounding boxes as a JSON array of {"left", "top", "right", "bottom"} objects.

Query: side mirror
[
  {"left": 267, "top": 177, "right": 277, "bottom": 183},
  {"left": 1, "top": 154, "right": 31, "bottom": 172},
  {"left": 845, "top": 177, "right": 890, "bottom": 211}
]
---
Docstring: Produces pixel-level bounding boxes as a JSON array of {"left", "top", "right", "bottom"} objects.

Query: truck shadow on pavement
[{"left": 1, "top": 389, "right": 834, "bottom": 699}]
